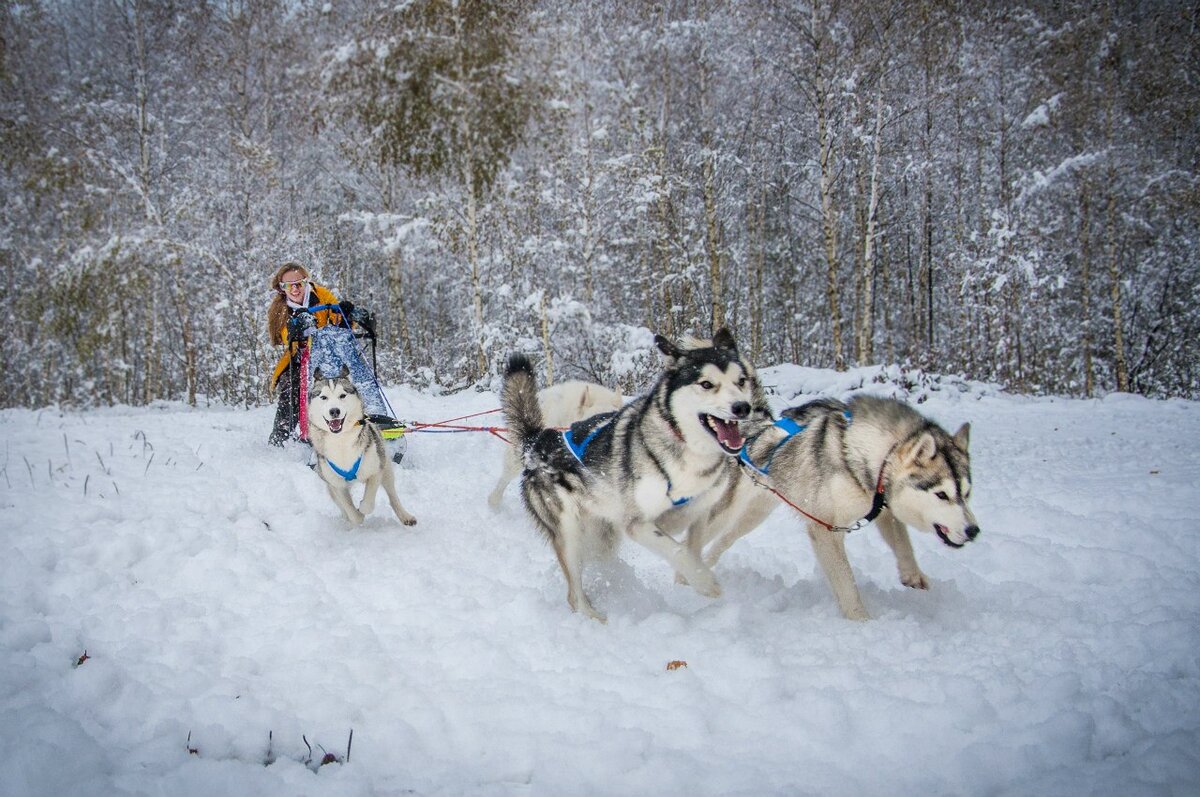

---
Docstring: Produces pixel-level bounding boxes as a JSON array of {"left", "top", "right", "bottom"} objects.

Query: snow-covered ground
[{"left": 2, "top": 364, "right": 1198, "bottom": 796}]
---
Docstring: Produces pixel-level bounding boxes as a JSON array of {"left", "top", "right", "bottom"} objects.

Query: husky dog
[
  {"left": 307, "top": 366, "right": 418, "bottom": 527},
  {"left": 687, "top": 395, "right": 977, "bottom": 620},
  {"left": 488, "top": 380, "right": 624, "bottom": 509},
  {"left": 501, "top": 329, "right": 756, "bottom": 622}
]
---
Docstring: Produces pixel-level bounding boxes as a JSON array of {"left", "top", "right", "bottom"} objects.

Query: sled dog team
[{"left": 306, "top": 328, "right": 979, "bottom": 622}]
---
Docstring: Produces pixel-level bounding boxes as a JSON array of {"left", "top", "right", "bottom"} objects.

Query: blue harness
[
  {"left": 324, "top": 455, "right": 363, "bottom": 482},
  {"left": 738, "top": 417, "right": 807, "bottom": 476},
  {"left": 563, "top": 417, "right": 692, "bottom": 506},
  {"left": 739, "top": 410, "right": 853, "bottom": 476},
  {"left": 562, "top": 425, "right": 605, "bottom": 464}
]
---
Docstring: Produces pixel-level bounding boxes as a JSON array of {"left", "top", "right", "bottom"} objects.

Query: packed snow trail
[{"left": 1, "top": 368, "right": 1198, "bottom": 796}]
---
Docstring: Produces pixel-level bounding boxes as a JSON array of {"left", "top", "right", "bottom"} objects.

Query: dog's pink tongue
[
  {"left": 328, "top": 418, "right": 344, "bottom": 433},
  {"left": 713, "top": 418, "right": 745, "bottom": 450}
]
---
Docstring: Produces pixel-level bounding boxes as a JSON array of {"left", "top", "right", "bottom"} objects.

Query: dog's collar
[
  {"left": 862, "top": 465, "right": 888, "bottom": 524},
  {"left": 324, "top": 455, "right": 363, "bottom": 482}
]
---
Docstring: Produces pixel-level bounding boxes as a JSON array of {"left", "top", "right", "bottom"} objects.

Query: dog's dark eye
[
  {"left": 737, "top": 377, "right": 747, "bottom": 388},
  {"left": 700, "top": 380, "right": 714, "bottom": 390},
  {"left": 935, "top": 490, "right": 950, "bottom": 501}
]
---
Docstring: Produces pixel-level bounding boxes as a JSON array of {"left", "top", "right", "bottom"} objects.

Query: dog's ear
[
  {"left": 655, "top": 334, "right": 682, "bottom": 360},
  {"left": 916, "top": 432, "right": 938, "bottom": 463},
  {"left": 313, "top": 367, "right": 325, "bottom": 381},
  {"left": 337, "top": 364, "right": 350, "bottom": 380},
  {"left": 903, "top": 431, "right": 938, "bottom": 465},
  {"left": 712, "top": 327, "right": 738, "bottom": 351},
  {"left": 953, "top": 422, "right": 970, "bottom": 453}
]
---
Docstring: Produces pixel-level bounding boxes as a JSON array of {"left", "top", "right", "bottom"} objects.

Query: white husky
[
  {"left": 488, "top": 380, "right": 624, "bottom": 509},
  {"left": 307, "top": 367, "right": 418, "bottom": 527}
]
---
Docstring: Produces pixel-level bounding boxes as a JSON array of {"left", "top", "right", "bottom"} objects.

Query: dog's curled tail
[{"left": 502, "top": 354, "right": 545, "bottom": 447}]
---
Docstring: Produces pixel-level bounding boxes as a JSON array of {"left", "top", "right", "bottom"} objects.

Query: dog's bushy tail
[{"left": 502, "top": 354, "right": 544, "bottom": 448}]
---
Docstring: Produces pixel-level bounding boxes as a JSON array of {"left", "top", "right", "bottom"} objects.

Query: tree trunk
[
  {"left": 388, "top": 250, "right": 413, "bottom": 365},
  {"left": 467, "top": 177, "right": 487, "bottom": 379},
  {"left": 540, "top": 290, "right": 553, "bottom": 385},
  {"left": 749, "top": 175, "right": 765, "bottom": 363},
  {"left": 580, "top": 101, "right": 597, "bottom": 304},
  {"left": 704, "top": 144, "right": 722, "bottom": 334},
  {"left": 816, "top": 69, "right": 844, "bottom": 371},
  {"left": 1079, "top": 184, "right": 1094, "bottom": 397},
  {"left": 856, "top": 73, "right": 885, "bottom": 364}
]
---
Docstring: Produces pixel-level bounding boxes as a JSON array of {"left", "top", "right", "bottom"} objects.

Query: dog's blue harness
[
  {"left": 324, "top": 455, "right": 362, "bottom": 482},
  {"left": 739, "top": 407, "right": 891, "bottom": 533},
  {"left": 562, "top": 425, "right": 605, "bottom": 464},
  {"left": 665, "top": 482, "right": 691, "bottom": 506},
  {"left": 563, "top": 416, "right": 692, "bottom": 507},
  {"left": 739, "top": 411, "right": 855, "bottom": 476},
  {"left": 738, "top": 417, "right": 808, "bottom": 476}
]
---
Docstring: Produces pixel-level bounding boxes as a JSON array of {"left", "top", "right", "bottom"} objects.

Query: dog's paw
[
  {"left": 401, "top": 516, "right": 417, "bottom": 527},
  {"left": 900, "top": 570, "right": 930, "bottom": 590},
  {"left": 580, "top": 605, "right": 608, "bottom": 624},
  {"left": 688, "top": 570, "right": 722, "bottom": 599},
  {"left": 569, "top": 594, "right": 607, "bottom": 623}
]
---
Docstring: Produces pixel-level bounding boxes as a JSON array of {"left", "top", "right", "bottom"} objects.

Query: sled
[{"left": 297, "top": 304, "right": 408, "bottom": 464}]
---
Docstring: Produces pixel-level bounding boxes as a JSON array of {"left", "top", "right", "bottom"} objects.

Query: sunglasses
[{"left": 279, "top": 278, "right": 309, "bottom": 291}]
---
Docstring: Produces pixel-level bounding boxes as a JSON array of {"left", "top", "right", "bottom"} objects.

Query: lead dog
[
  {"left": 488, "top": 380, "right": 624, "bottom": 509},
  {"left": 501, "top": 329, "right": 757, "bottom": 622},
  {"left": 307, "top": 367, "right": 418, "bottom": 527},
  {"left": 687, "top": 395, "right": 978, "bottom": 620}
]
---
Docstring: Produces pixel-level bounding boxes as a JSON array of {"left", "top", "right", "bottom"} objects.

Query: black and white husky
[
  {"left": 501, "top": 329, "right": 757, "bottom": 622},
  {"left": 688, "top": 395, "right": 978, "bottom": 620},
  {"left": 307, "top": 367, "right": 418, "bottom": 527},
  {"left": 487, "top": 379, "right": 624, "bottom": 510}
]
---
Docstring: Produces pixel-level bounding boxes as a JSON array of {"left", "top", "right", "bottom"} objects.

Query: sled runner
[{"left": 294, "top": 304, "right": 408, "bottom": 464}]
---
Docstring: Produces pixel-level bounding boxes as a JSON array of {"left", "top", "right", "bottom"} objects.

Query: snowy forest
[{"left": 2, "top": 0, "right": 1197, "bottom": 408}]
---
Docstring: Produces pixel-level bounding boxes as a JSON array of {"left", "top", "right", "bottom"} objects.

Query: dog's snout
[
  {"left": 328, "top": 408, "right": 341, "bottom": 419},
  {"left": 965, "top": 525, "right": 980, "bottom": 541},
  {"left": 732, "top": 401, "right": 750, "bottom": 419}
]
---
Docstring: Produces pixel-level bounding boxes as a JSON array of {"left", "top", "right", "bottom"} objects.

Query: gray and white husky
[
  {"left": 501, "top": 329, "right": 757, "bottom": 622},
  {"left": 487, "top": 380, "right": 624, "bottom": 510},
  {"left": 307, "top": 367, "right": 418, "bottom": 527},
  {"left": 687, "top": 395, "right": 977, "bottom": 620}
]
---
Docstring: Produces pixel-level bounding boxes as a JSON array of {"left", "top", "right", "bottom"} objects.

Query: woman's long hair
[{"left": 267, "top": 262, "right": 310, "bottom": 345}]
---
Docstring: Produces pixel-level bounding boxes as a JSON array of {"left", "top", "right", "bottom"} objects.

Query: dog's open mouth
[
  {"left": 326, "top": 417, "right": 345, "bottom": 434},
  {"left": 935, "top": 524, "right": 965, "bottom": 548},
  {"left": 700, "top": 414, "right": 746, "bottom": 454}
]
